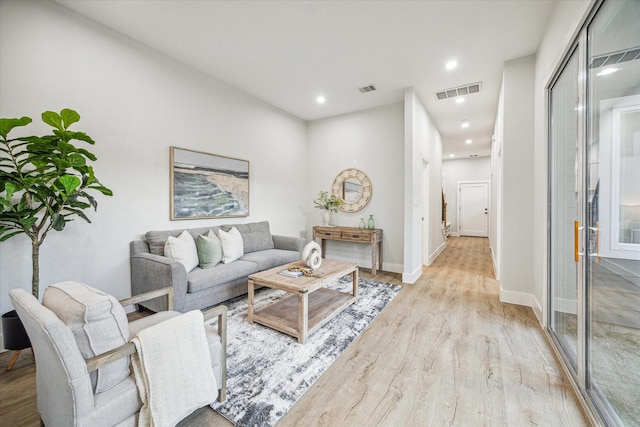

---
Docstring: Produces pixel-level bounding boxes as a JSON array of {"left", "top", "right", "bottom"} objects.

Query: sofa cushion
[
  {"left": 196, "top": 230, "right": 223, "bottom": 269},
  {"left": 165, "top": 230, "right": 199, "bottom": 272},
  {"left": 145, "top": 227, "right": 213, "bottom": 256},
  {"left": 222, "top": 221, "right": 274, "bottom": 254},
  {"left": 187, "top": 260, "right": 258, "bottom": 293},
  {"left": 42, "top": 281, "right": 130, "bottom": 394},
  {"left": 218, "top": 227, "right": 244, "bottom": 264},
  {"left": 240, "top": 249, "right": 301, "bottom": 271}
]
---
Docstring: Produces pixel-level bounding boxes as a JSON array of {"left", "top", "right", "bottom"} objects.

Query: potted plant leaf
[{"left": 0, "top": 109, "right": 112, "bottom": 369}]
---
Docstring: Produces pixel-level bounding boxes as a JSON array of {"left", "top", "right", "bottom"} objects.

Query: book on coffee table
[{"left": 279, "top": 269, "right": 303, "bottom": 278}]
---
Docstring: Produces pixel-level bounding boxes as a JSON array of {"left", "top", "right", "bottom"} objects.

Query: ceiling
[{"left": 55, "top": 0, "right": 556, "bottom": 158}]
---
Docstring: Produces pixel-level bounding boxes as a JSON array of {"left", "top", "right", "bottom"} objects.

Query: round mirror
[{"left": 331, "top": 168, "right": 372, "bottom": 212}]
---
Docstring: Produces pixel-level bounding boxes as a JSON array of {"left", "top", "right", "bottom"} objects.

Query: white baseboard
[
  {"left": 428, "top": 241, "right": 447, "bottom": 265},
  {"left": 402, "top": 266, "right": 422, "bottom": 284},
  {"left": 500, "top": 289, "right": 545, "bottom": 327},
  {"left": 317, "top": 254, "right": 402, "bottom": 275},
  {"left": 491, "top": 247, "right": 500, "bottom": 280},
  {"left": 499, "top": 287, "right": 532, "bottom": 307},
  {"left": 531, "top": 295, "right": 543, "bottom": 325},
  {"left": 500, "top": 288, "right": 533, "bottom": 307}
]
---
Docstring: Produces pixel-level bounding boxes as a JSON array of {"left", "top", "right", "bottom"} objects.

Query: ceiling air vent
[
  {"left": 435, "top": 82, "right": 482, "bottom": 101},
  {"left": 358, "top": 84, "right": 377, "bottom": 93},
  {"left": 590, "top": 46, "right": 640, "bottom": 68}
]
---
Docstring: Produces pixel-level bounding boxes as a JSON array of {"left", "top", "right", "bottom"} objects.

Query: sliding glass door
[
  {"left": 549, "top": 0, "right": 640, "bottom": 425},
  {"left": 586, "top": 1, "right": 640, "bottom": 424},
  {"left": 549, "top": 47, "right": 581, "bottom": 372}
]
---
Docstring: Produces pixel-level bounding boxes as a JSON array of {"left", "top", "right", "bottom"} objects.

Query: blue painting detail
[{"left": 171, "top": 147, "right": 249, "bottom": 219}]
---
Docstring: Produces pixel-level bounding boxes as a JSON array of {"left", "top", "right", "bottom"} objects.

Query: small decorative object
[
  {"left": 313, "top": 190, "right": 344, "bottom": 226},
  {"left": 368, "top": 214, "right": 375, "bottom": 229},
  {"left": 331, "top": 168, "right": 372, "bottom": 213},
  {"left": 359, "top": 218, "right": 366, "bottom": 229},
  {"left": 301, "top": 241, "right": 322, "bottom": 269},
  {"left": 322, "top": 210, "right": 330, "bottom": 226},
  {"left": 287, "top": 265, "right": 315, "bottom": 277}
]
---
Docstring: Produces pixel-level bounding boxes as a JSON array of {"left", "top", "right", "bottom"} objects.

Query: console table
[{"left": 313, "top": 226, "right": 383, "bottom": 275}]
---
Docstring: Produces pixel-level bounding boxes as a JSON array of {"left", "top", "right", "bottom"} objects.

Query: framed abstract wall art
[{"left": 170, "top": 147, "right": 249, "bottom": 219}]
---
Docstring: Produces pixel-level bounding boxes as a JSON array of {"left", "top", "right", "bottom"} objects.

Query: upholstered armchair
[{"left": 9, "top": 282, "right": 226, "bottom": 427}]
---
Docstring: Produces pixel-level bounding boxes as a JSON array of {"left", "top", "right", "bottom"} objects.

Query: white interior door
[{"left": 459, "top": 182, "right": 489, "bottom": 237}]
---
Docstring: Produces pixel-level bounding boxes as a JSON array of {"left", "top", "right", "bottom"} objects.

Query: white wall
[
  {"left": 491, "top": 91, "right": 503, "bottom": 279},
  {"left": 306, "top": 103, "right": 405, "bottom": 273},
  {"left": 442, "top": 157, "right": 491, "bottom": 236},
  {"left": 0, "top": 0, "right": 307, "bottom": 328},
  {"left": 405, "top": 88, "right": 445, "bottom": 280},
  {"left": 533, "top": 0, "right": 592, "bottom": 325},
  {"left": 499, "top": 55, "right": 536, "bottom": 310}
]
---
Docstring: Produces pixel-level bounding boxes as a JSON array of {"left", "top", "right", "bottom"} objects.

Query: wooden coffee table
[{"left": 247, "top": 259, "right": 358, "bottom": 344}]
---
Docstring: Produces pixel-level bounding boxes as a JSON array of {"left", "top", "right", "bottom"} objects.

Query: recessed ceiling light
[
  {"left": 465, "top": 139, "right": 472, "bottom": 144},
  {"left": 455, "top": 97, "right": 465, "bottom": 104},
  {"left": 461, "top": 120, "right": 469, "bottom": 128},
  {"left": 596, "top": 67, "right": 619, "bottom": 76},
  {"left": 316, "top": 95, "right": 325, "bottom": 104},
  {"left": 449, "top": 154, "right": 455, "bottom": 158},
  {"left": 445, "top": 60, "right": 458, "bottom": 70}
]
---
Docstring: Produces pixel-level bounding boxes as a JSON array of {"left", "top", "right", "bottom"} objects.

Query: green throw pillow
[{"left": 196, "top": 230, "right": 223, "bottom": 269}]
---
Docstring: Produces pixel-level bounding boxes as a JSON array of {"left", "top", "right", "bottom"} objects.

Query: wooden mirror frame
[{"left": 331, "top": 168, "right": 372, "bottom": 213}]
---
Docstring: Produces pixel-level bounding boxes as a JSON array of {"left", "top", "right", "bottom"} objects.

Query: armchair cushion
[{"left": 43, "top": 281, "right": 130, "bottom": 393}]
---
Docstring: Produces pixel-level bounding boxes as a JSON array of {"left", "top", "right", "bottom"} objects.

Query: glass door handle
[
  {"left": 588, "top": 223, "right": 601, "bottom": 263},
  {"left": 574, "top": 220, "right": 584, "bottom": 262}
]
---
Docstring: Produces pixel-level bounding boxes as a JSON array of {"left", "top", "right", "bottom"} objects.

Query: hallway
[{"left": 280, "top": 236, "right": 588, "bottom": 425}]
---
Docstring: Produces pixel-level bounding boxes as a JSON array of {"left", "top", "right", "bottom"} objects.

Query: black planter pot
[{"left": 2, "top": 310, "right": 31, "bottom": 351}]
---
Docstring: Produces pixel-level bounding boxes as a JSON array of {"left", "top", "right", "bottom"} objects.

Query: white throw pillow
[
  {"left": 164, "top": 230, "right": 199, "bottom": 272},
  {"left": 218, "top": 227, "right": 244, "bottom": 263}
]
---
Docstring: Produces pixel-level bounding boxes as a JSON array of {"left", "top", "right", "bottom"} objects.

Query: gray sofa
[{"left": 130, "top": 221, "right": 305, "bottom": 312}]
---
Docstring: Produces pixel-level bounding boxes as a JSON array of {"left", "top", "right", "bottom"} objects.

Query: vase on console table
[
  {"left": 322, "top": 210, "right": 330, "bottom": 226},
  {"left": 367, "top": 214, "right": 375, "bottom": 229}
]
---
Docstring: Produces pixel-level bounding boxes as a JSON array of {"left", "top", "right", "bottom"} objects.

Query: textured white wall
[
  {"left": 499, "top": 55, "right": 536, "bottom": 307},
  {"left": 405, "top": 89, "right": 444, "bottom": 278},
  {"left": 306, "top": 103, "right": 405, "bottom": 273},
  {"left": 442, "top": 157, "right": 491, "bottom": 235},
  {"left": 491, "top": 87, "right": 504, "bottom": 279},
  {"left": 0, "top": 0, "right": 307, "bottom": 321}
]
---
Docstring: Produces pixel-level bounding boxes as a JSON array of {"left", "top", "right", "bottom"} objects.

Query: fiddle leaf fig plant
[{"left": 0, "top": 109, "right": 113, "bottom": 298}]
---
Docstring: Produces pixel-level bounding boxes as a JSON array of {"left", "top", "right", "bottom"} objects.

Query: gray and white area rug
[{"left": 210, "top": 277, "right": 402, "bottom": 426}]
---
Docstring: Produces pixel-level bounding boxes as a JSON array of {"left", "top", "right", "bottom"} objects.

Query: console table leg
[{"left": 371, "top": 241, "right": 377, "bottom": 275}]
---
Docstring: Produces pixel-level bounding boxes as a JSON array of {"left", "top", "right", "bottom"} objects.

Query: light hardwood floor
[{"left": 0, "top": 237, "right": 588, "bottom": 426}]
